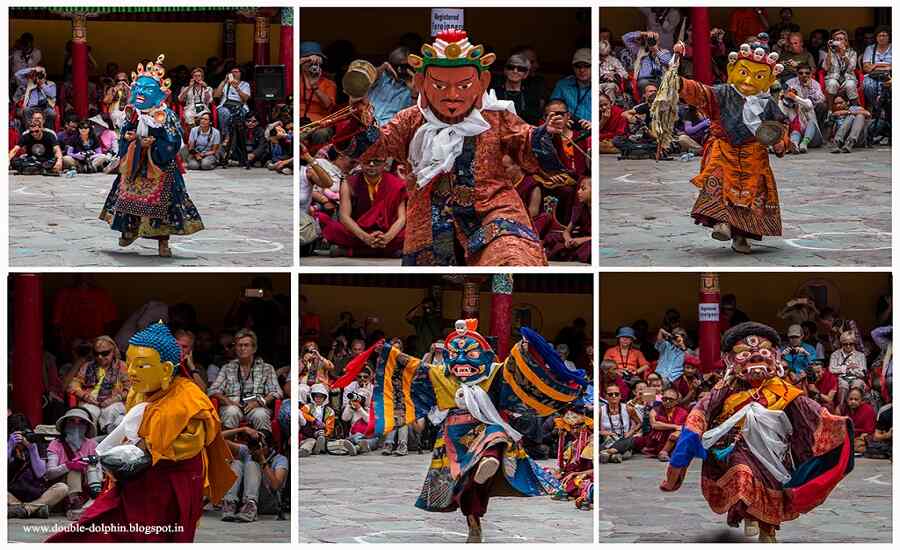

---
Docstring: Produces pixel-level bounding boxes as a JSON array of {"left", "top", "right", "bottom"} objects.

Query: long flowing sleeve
[
  {"left": 497, "top": 327, "right": 587, "bottom": 416},
  {"left": 369, "top": 345, "right": 436, "bottom": 437}
]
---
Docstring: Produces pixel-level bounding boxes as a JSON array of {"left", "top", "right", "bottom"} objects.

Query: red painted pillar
[
  {"left": 71, "top": 14, "right": 89, "bottom": 119},
  {"left": 698, "top": 272, "right": 721, "bottom": 373},
  {"left": 253, "top": 15, "right": 271, "bottom": 66},
  {"left": 490, "top": 275, "right": 513, "bottom": 360},
  {"left": 13, "top": 274, "right": 44, "bottom": 427},
  {"left": 691, "top": 7, "right": 713, "bottom": 85},
  {"left": 280, "top": 7, "right": 294, "bottom": 97}
]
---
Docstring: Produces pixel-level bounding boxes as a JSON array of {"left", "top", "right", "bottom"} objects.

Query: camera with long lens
[
  {"left": 307, "top": 63, "right": 322, "bottom": 78},
  {"left": 638, "top": 33, "right": 658, "bottom": 48},
  {"left": 81, "top": 455, "right": 103, "bottom": 497}
]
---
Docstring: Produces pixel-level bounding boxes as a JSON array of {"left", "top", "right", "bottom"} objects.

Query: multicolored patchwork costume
[
  {"left": 334, "top": 31, "right": 567, "bottom": 266},
  {"left": 342, "top": 320, "right": 588, "bottom": 541},
  {"left": 661, "top": 322, "right": 853, "bottom": 542},
  {"left": 100, "top": 54, "right": 204, "bottom": 244}
]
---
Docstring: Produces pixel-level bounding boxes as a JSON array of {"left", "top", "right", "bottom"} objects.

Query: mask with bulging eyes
[
  {"left": 724, "top": 335, "right": 782, "bottom": 388},
  {"left": 442, "top": 334, "right": 495, "bottom": 383},
  {"left": 129, "top": 75, "right": 167, "bottom": 111}
]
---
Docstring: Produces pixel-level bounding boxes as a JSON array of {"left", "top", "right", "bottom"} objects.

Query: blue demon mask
[
  {"left": 129, "top": 75, "right": 166, "bottom": 111},
  {"left": 442, "top": 320, "right": 495, "bottom": 383}
]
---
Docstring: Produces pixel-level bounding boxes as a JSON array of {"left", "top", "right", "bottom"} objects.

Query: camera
[
  {"left": 17, "top": 429, "right": 44, "bottom": 444},
  {"left": 638, "top": 33, "right": 658, "bottom": 48},
  {"left": 828, "top": 40, "right": 840, "bottom": 51},
  {"left": 307, "top": 63, "right": 322, "bottom": 78}
]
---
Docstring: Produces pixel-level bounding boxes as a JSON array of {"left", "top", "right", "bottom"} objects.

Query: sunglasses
[
  {"left": 798, "top": 72, "right": 811, "bottom": 76},
  {"left": 366, "top": 159, "right": 385, "bottom": 165},
  {"left": 506, "top": 65, "right": 529, "bottom": 73},
  {"left": 94, "top": 349, "right": 112, "bottom": 358},
  {"left": 606, "top": 392, "right": 620, "bottom": 397}
]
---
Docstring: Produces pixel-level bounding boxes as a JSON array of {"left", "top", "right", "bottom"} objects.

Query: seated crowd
[
  {"left": 9, "top": 32, "right": 294, "bottom": 176},
  {"left": 598, "top": 293, "right": 892, "bottom": 464},
  {"left": 299, "top": 295, "right": 593, "bottom": 462},
  {"left": 600, "top": 8, "right": 892, "bottom": 159},
  {"left": 7, "top": 277, "right": 291, "bottom": 523},
  {"left": 297, "top": 37, "right": 593, "bottom": 263}
]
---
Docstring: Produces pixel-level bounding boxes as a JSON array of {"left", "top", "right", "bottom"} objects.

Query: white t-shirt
[{"left": 219, "top": 80, "right": 251, "bottom": 106}]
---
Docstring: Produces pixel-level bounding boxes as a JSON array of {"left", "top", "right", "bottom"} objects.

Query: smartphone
[{"left": 245, "top": 288, "right": 264, "bottom": 298}]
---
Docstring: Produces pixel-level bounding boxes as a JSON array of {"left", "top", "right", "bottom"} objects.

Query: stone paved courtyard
[
  {"left": 299, "top": 452, "right": 593, "bottom": 543},
  {"left": 599, "top": 146, "right": 891, "bottom": 266},
  {"left": 598, "top": 456, "right": 891, "bottom": 543},
  {"left": 10, "top": 169, "right": 293, "bottom": 267}
]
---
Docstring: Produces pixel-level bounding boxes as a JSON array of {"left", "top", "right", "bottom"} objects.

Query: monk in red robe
[
  {"left": 319, "top": 157, "right": 406, "bottom": 257},
  {"left": 846, "top": 387, "right": 876, "bottom": 453},
  {"left": 635, "top": 387, "right": 688, "bottom": 460}
]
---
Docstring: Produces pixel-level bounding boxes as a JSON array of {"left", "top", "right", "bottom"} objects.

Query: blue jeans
[{"left": 217, "top": 103, "right": 247, "bottom": 139}]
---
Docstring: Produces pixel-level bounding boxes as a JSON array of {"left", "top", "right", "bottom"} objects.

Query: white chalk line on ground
[
  {"left": 783, "top": 231, "right": 892, "bottom": 252},
  {"left": 352, "top": 529, "right": 528, "bottom": 544},
  {"left": 170, "top": 236, "right": 284, "bottom": 255}
]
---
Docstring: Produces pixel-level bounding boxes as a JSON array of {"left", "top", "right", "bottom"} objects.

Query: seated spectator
[
  {"left": 242, "top": 113, "right": 269, "bottom": 168},
  {"left": 599, "top": 93, "right": 627, "bottom": 154},
  {"left": 102, "top": 72, "right": 131, "bottom": 130},
  {"left": 622, "top": 31, "right": 673, "bottom": 91},
  {"left": 784, "top": 63, "right": 827, "bottom": 129},
  {"left": 603, "top": 326, "right": 650, "bottom": 381},
  {"left": 782, "top": 88, "right": 822, "bottom": 154},
  {"left": 58, "top": 114, "right": 80, "bottom": 150},
  {"left": 808, "top": 357, "right": 838, "bottom": 412},
  {"left": 599, "top": 40, "right": 628, "bottom": 104},
  {"left": 615, "top": 83, "right": 661, "bottom": 159},
  {"left": 9, "top": 112, "right": 62, "bottom": 175},
  {"left": 781, "top": 324, "right": 816, "bottom": 381},
  {"left": 299, "top": 383, "right": 335, "bottom": 457},
  {"left": 67, "top": 336, "right": 128, "bottom": 434},
  {"left": 865, "top": 403, "right": 892, "bottom": 459},
  {"left": 7, "top": 415, "right": 67, "bottom": 519},
  {"left": 545, "top": 174, "right": 591, "bottom": 263},
  {"left": 599, "top": 384, "right": 640, "bottom": 463},
  {"left": 492, "top": 53, "right": 542, "bottom": 125},
  {"left": 63, "top": 120, "right": 109, "bottom": 173},
  {"left": 633, "top": 387, "right": 688, "bottom": 461},
  {"left": 502, "top": 155, "right": 548, "bottom": 235},
  {"left": 370, "top": 47, "right": 416, "bottom": 126},
  {"left": 185, "top": 112, "right": 221, "bottom": 170},
  {"left": 779, "top": 33, "right": 817, "bottom": 83},
  {"left": 45, "top": 408, "right": 102, "bottom": 521},
  {"left": 861, "top": 27, "right": 892, "bottom": 108},
  {"left": 827, "top": 95, "right": 872, "bottom": 153},
  {"left": 599, "top": 358, "right": 630, "bottom": 401},
  {"left": 545, "top": 99, "right": 591, "bottom": 185},
  {"left": 320, "top": 157, "right": 406, "bottom": 258},
  {"left": 829, "top": 330, "right": 867, "bottom": 404},
  {"left": 845, "top": 388, "right": 876, "bottom": 455},
  {"left": 88, "top": 114, "right": 119, "bottom": 173},
  {"left": 300, "top": 340, "right": 336, "bottom": 399},
  {"left": 671, "top": 359, "right": 708, "bottom": 408},
  {"left": 14, "top": 65, "right": 56, "bottom": 128},
  {"left": 550, "top": 48, "right": 592, "bottom": 122},
  {"left": 214, "top": 66, "right": 251, "bottom": 145},
  {"left": 821, "top": 29, "right": 860, "bottom": 108},
  {"left": 298, "top": 41, "right": 336, "bottom": 123},
  {"left": 340, "top": 386, "right": 378, "bottom": 455},
  {"left": 266, "top": 120, "right": 293, "bottom": 175},
  {"left": 179, "top": 67, "right": 214, "bottom": 128},
  {"left": 222, "top": 428, "right": 287, "bottom": 522},
  {"left": 673, "top": 104, "right": 709, "bottom": 154},
  {"left": 208, "top": 329, "right": 283, "bottom": 431}
]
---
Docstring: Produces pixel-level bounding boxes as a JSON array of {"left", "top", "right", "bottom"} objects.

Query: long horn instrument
[{"left": 297, "top": 105, "right": 359, "bottom": 140}]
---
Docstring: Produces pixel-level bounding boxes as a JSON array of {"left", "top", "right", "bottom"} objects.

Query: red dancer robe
[{"left": 47, "top": 377, "right": 235, "bottom": 542}]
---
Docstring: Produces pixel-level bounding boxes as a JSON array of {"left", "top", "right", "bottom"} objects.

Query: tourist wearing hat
[
  {"left": 299, "top": 41, "right": 335, "bottom": 122},
  {"left": 44, "top": 407, "right": 103, "bottom": 521},
  {"left": 490, "top": 53, "right": 542, "bottom": 124},
  {"left": 781, "top": 323, "right": 817, "bottom": 381},
  {"left": 549, "top": 47, "right": 592, "bottom": 121},
  {"left": 603, "top": 325, "right": 651, "bottom": 380},
  {"left": 67, "top": 335, "right": 128, "bottom": 435}
]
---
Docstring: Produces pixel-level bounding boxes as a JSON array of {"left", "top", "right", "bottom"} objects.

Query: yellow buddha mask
[
  {"left": 127, "top": 345, "right": 175, "bottom": 394},
  {"left": 125, "top": 322, "right": 182, "bottom": 395},
  {"left": 726, "top": 44, "right": 783, "bottom": 96}
]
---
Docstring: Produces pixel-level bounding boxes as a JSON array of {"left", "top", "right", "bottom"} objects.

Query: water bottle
[
  {"left": 679, "top": 153, "right": 695, "bottom": 162},
  {"left": 63, "top": 169, "right": 77, "bottom": 178}
]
